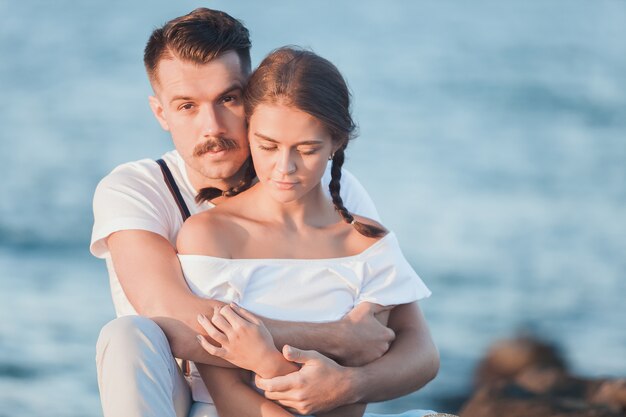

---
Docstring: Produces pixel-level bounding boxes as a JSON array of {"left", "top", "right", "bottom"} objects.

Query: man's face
[{"left": 148, "top": 51, "right": 249, "bottom": 189}]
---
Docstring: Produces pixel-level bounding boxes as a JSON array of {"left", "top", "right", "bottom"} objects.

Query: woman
[{"left": 177, "top": 47, "right": 436, "bottom": 417}]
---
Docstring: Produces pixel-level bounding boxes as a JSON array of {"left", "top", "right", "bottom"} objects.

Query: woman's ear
[{"left": 331, "top": 141, "right": 347, "bottom": 156}]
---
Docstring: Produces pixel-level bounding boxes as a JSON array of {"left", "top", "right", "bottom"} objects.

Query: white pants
[{"left": 95, "top": 316, "right": 437, "bottom": 417}]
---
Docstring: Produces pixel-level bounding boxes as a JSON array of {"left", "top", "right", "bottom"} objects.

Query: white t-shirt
[
  {"left": 178, "top": 232, "right": 431, "bottom": 403},
  {"left": 90, "top": 150, "right": 381, "bottom": 317}
]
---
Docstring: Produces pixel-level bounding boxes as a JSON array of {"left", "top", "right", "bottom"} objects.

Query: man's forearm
[
  {"left": 343, "top": 304, "right": 439, "bottom": 403},
  {"left": 265, "top": 318, "right": 345, "bottom": 360},
  {"left": 151, "top": 315, "right": 234, "bottom": 366},
  {"left": 264, "top": 303, "right": 395, "bottom": 366}
]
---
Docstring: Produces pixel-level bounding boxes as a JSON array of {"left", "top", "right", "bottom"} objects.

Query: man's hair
[{"left": 144, "top": 8, "right": 251, "bottom": 86}]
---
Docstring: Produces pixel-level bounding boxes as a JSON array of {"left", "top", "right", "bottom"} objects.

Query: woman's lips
[{"left": 272, "top": 179, "right": 299, "bottom": 190}]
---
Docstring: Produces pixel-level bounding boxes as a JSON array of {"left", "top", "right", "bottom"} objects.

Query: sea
[{"left": 1, "top": 1, "right": 625, "bottom": 416}]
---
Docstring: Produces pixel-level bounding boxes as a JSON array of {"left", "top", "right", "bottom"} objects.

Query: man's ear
[{"left": 148, "top": 95, "right": 170, "bottom": 131}]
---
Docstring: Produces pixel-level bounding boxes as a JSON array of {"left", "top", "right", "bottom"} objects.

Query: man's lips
[{"left": 198, "top": 148, "right": 228, "bottom": 156}]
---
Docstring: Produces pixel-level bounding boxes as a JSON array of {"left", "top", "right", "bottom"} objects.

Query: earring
[{"left": 329, "top": 153, "right": 335, "bottom": 161}]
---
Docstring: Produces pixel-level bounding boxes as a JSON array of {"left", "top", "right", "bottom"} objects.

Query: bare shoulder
[
  {"left": 176, "top": 209, "right": 236, "bottom": 257},
  {"left": 352, "top": 214, "right": 389, "bottom": 235},
  {"left": 343, "top": 214, "right": 390, "bottom": 254}
]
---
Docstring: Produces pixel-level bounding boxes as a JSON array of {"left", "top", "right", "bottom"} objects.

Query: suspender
[
  {"left": 156, "top": 158, "right": 191, "bottom": 221},
  {"left": 155, "top": 158, "right": 192, "bottom": 376}
]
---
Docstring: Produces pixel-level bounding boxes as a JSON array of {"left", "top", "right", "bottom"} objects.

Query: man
[{"left": 92, "top": 8, "right": 438, "bottom": 417}]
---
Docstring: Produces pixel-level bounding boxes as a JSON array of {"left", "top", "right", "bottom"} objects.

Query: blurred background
[{"left": 1, "top": 1, "right": 625, "bottom": 416}]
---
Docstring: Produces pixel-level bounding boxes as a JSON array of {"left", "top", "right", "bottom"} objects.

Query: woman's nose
[{"left": 276, "top": 150, "right": 296, "bottom": 174}]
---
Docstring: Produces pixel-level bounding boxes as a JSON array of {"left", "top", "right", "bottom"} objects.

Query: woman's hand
[{"left": 196, "top": 303, "right": 294, "bottom": 377}]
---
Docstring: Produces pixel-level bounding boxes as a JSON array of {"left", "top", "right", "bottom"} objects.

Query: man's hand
[
  {"left": 336, "top": 302, "right": 395, "bottom": 366},
  {"left": 255, "top": 346, "right": 358, "bottom": 415},
  {"left": 258, "top": 302, "right": 439, "bottom": 413}
]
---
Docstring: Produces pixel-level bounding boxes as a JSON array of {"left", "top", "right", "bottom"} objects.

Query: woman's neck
[{"left": 252, "top": 183, "right": 337, "bottom": 231}]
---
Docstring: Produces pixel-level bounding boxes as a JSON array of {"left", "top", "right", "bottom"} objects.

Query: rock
[
  {"left": 457, "top": 335, "right": 626, "bottom": 417},
  {"left": 460, "top": 382, "right": 623, "bottom": 417},
  {"left": 589, "top": 379, "right": 626, "bottom": 410},
  {"left": 474, "top": 335, "right": 566, "bottom": 386}
]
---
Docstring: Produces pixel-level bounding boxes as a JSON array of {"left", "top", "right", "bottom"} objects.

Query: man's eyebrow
[
  {"left": 218, "top": 83, "right": 244, "bottom": 97},
  {"left": 170, "top": 95, "right": 194, "bottom": 104},
  {"left": 169, "top": 83, "right": 243, "bottom": 105},
  {"left": 254, "top": 133, "right": 325, "bottom": 146}
]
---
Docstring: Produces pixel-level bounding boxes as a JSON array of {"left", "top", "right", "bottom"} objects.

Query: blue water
[{"left": 1, "top": 1, "right": 625, "bottom": 416}]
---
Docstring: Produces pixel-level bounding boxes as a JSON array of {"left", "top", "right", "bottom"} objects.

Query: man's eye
[
  {"left": 179, "top": 103, "right": 194, "bottom": 111},
  {"left": 221, "top": 95, "right": 239, "bottom": 104}
]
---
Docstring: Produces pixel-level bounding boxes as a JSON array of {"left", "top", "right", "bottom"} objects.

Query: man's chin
[{"left": 198, "top": 166, "right": 245, "bottom": 184}]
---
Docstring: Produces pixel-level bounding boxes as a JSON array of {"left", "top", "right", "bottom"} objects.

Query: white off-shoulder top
[
  {"left": 178, "top": 232, "right": 431, "bottom": 403},
  {"left": 179, "top": 232, "right": 430, "bottom": 322}
]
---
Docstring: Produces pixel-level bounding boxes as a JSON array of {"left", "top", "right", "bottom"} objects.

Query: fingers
[
  {"left": 196, "top": 334, "right": 227, "bottom": 358},
  {"left": 255, "top": 373, "right": 296, "bottom": 393},
  {"left": 210, "top": 306, "right": 233, "bottom": 332},
  {"left": 282, "top": 345, "right": 322, "bottom": 364},
  {"left": 197, "top": 314, "right": 228, "bottom": 346},
  {"left": 356, "top": 301, "right": 392, "bottom": 315},
  {"left": 218, "top": 305, "right": 246, "bottom": 329},
  {"left": 231, "top": 303, "right": 262, "bottom": 325},
  {"left": 384, "top": 326, "right": 396, "bottom": 343}
]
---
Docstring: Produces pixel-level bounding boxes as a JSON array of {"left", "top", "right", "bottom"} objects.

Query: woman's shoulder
[
  {"left": 352, "top": 214, "right": 388, "bottom": 234},
  {"left": 342, "top": 214, "right": 390, "bottom": 256},
  {"left": 176, "top": 208, "right": 238, "bottom": 257}
]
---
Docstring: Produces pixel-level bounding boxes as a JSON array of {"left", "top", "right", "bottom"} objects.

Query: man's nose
[{"left": 199, "top": 105, "right": 225, "bottom": 137}]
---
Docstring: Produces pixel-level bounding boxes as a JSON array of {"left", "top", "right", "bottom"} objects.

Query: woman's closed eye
[
  {"left": 257, "top": 144, "right": 277, "bottom": 151},
  {"left": 298, "top": 147, "right": 319, "bottom": 155}
]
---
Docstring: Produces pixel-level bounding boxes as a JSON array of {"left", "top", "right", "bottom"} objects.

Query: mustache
[{"left": 193, "top": 137, "right": 240, "bottom": 157}]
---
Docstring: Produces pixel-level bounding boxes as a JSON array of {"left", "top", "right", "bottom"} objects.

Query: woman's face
[{"left": 248, "top": 103, "right": 336, "bottom": 204}]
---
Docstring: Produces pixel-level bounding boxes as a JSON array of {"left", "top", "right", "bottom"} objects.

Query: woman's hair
[
  {"left": 244, "top": 47, "right": 385, "bottom": 238},
  {"left": 195, "top": 156, "right": 256, "bottom": 202}
]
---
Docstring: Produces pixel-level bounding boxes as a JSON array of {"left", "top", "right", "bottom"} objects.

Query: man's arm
[
  {"left": 255, "top": 302, "right": 439, "bottom": 415},
  {"left": 267, "top": 302, "right": 395, "bottom": 366},
  {"left": 346, "top": 302, "right": 439, "bottom": 402},
  {"left": 108, "top": 230, "right": 231, "bottom": 365},
  {"left": 108, "top": 230, "right": 393, "bottom": 366}
]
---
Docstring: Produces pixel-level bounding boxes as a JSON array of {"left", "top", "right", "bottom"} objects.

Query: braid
[
  {"left": 329, "top": 147, "right": 386, "bottom": 238},
  {"left": 195, "top": 187, "right": 223, "bottom": 203},
  {"left": 223, "top": 157, "right": 257, "bottom": 197},
  {"left": 196, "top": 157, "right": 257, "bottom": 203},
  {"left": 329, "top": 146, "right": 354, "bottom": 224}
]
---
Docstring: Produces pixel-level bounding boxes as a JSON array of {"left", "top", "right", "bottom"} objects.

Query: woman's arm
[
  {"left": 197, "top": 304, "right": 299, "bottom": 377},
  {"left": 196, "top": 364, "right": 294, "bottom": 417},
  {"left": 255, "top": 302, "right": 439, "bottom": 415}
]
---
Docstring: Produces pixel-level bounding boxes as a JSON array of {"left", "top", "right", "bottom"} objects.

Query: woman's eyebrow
[{"left": 253, "top": 132, "right": 325, "bottom": 146}]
